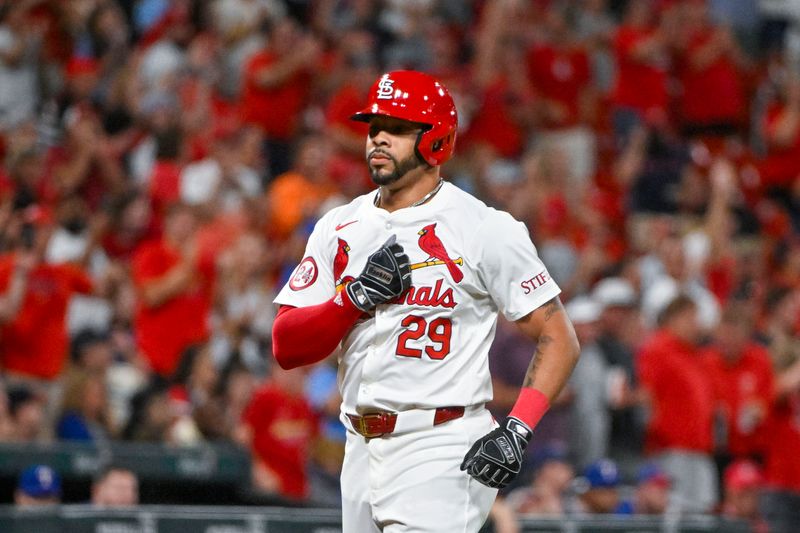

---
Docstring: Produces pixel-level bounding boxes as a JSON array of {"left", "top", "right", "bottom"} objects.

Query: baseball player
[{"left": 272, "top": 70, "right": 580, "bottom": 532}]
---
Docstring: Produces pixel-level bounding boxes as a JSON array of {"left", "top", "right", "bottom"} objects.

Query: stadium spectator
[
  {"left": 565, "top": 296, "right": 615, "bottom": 469},
  {"left": 527, "top": 6, "right": 597, "bottom": 184},
  {"left": 56, "top": 368, "right": 112, "bottom": 442},
  {"left": 131, "top": 203, "right": 214, "bottom": 378},
  {"left": 212, "top": 231, "right": 275, "bottom": 373},
  {"left": 673, "top": 0, "right": 749, "bottom": 138},
  {"left": 465, "top": 0, "right": 534, "bottom": 160},
  {"left": 322, "top": 40, "right": 378, "bottom": 195},
  {"left": 91, "top": 465, "right": 139, "bottom": 508},
  {"left": 179, "top": 127, "right": 262, "bottom": 215},
  {"left": 757, "top": 68, "right": 800, "bottom": 199},
  {"left": 0, "top": 383, "right": 16, "bottom": 441},
  {"left": 760, "top": 289, "right": 800, "bottom": 532},
  {"left": 70, "top": 328, "right": 114, "bottom": 374},
  {"left": 241, "top": 17, "right": 322, "bottom": 179},
  {"left": 720, "top": 459, "right": 766, "bottom": 529},
  {"left": 236, "top": 365, "right": 318, "bottom": 501},
  {"left": 14, "top": 465, "right": 61, "bottom": 507},
  {"left": 0, "top": 206, "right": 94, "bottom": 423},
  {"left": 121, "top": 379, "right": 166, "bottom": 441},
  {"left": 592, "top": 276, "right": 646, "bottom": 460},
  {"left": 702, "top": 304, "right": 774, "bottom": 463},
  {"left": 628, "top": 462, "right": 672, "bottom": 515},
  {"left": 169, "top": 343, "right": 224, "bottom": 442},
  {"left": 637, "top": 294, "right": 719, "bottom": 513},
  {"left": 506, "top": 444, "right": 574, "bottom": 516},
  {"left": 265, "top": 135, "right": 341, "bottom": 241},
  {"left": 571, "top": 458, "right": 626, "bottom": 514},
  {"left": 610, "top": 0, "right": 672, "bottom": 144},
  {"left": 304, "top": 356, "right": 345, "bottom": 507},
  {"left": 7, "top": 385, "right": 47, "bottom": 442},
  {"left": 0, "top": 2, "right": 42, "bottom": 130},
  {"left": 46, "top": 104, "right": 125, "bottom": 211},
  {"left": 216, "top": 359, "right": 259, "bottom": 441},
  {"left": 639, "top": 227, "right": 721, "bottom": 331}
]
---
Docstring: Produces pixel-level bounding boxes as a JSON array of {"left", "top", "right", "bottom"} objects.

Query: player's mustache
[{"left": 369, "top": 149, "right": 394, "bottom": 161}]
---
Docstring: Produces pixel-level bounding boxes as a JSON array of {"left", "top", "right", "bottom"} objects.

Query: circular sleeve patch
[{"left": 289, "top": 257, "right": 318, "bottom": 291}]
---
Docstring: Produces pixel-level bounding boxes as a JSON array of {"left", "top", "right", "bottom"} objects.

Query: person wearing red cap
[
  {"left": 721, "top": 460, "right": 767, "bottom": 532},
  {"left": 632, "top": 463, "right": 672, "bottom": 515}
]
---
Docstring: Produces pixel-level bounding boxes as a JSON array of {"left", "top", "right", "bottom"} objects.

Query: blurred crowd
[{"left": 1, "top": 0, "right": 800, "bottom": 530}]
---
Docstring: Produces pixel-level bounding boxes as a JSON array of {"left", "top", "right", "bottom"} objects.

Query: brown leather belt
[{"left": 347, "top": 406, "right": 466, "bottom": 439}]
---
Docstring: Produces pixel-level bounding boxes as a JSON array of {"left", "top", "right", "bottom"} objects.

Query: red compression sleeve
[
  {"left": 509, "top": 387, "right": 550, "bottom": 429},
  {"left": 272, "top": 292, "right": 363, "bottom": 370}
]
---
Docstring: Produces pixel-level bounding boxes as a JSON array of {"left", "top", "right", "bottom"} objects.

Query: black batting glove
[
  {"left": 346, "top": 235, "right": 411, "bottom": 312},
  {"left": 460, "top": 417, "right": 532, "bottom": 489}
]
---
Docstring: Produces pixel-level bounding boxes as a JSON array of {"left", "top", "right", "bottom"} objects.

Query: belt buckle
[{"left": 357, "top": 412, "right": 389, "bottom": 439}]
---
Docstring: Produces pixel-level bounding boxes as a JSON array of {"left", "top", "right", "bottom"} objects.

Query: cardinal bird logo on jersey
[
  {"left": 417, "top": 223, "right": 464, "bottom": 283},
  {"left": 334, "top": 238, "right": 355, "bottom": 292}
]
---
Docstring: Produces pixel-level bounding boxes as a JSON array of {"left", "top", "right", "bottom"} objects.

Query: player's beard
[{"left": 369, "top": 151, "right": 424, "bottom": 186}]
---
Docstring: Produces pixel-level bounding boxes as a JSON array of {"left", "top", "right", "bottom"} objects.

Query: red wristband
[{"left": 508, "top": 388, "right": 550, "bottom": 429}]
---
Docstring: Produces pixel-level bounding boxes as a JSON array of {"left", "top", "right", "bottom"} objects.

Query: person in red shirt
[
  {"left": 241, "top": 18, "right": 321, "bottom": 180},
  {"left": 235, "top": 365, "right": 318, "bottom": 501},
  {"left": 0, "top": 205, "right": 93, "bottom": 437},
  {"left": 462, "top": 1, "right": 534, "bottom": 159},
  {"left": 0, "top": 256, "right": 92, "bottom": 381},
  {"left": 131, "top": 203, "right": 214, "bottom": 378},
  {"left": 673, "top": 1, "right": 748, "bottom": 137},
  {"left": 720, "top": 460, "right": 768, "bottom": 533},
  {"left": 44, "top": 106, "right": 126, "bottom": 211},
  {"left": 758, "top": 72, "right": 800, "bottom": 193},
  {"left": 0, "top": 207, "right": 93, "bottom": 383},
  {"left": 759, "top": 289, "right": 800, "bottom": 531},
  {"left": 611, "top": 0, "right": 672, "bottom": 145},
  {"left": 527, "top": 8, "right": 596, "bottom": 184},
  {"left": 702, "top": 305, "right": 774, "bottom": 463},
  {"left": 324, "top": 49, "right": 377, "bottom": 195},
  {"left": 637, "top": 294, "right": 718, "bottom": 513}
]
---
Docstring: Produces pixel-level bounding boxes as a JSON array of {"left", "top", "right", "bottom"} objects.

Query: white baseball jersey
[{"left": 274, "top": 181, "right": 560, "bottom": 415}]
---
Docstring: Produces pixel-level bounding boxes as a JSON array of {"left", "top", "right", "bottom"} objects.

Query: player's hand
[
  {"left": 460, "top": 417, "right": 532, "bottom": 489},
  {"left": 345, "top": 235, "right": 411, "bottom": 312}
]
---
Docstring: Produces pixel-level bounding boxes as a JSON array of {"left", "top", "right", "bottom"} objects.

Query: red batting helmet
[{"left": 351, "top": 70, "right": 458, "bottom": 166}]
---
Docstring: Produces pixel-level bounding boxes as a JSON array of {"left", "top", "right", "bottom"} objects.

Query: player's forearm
[
  {"left": 271, "top": 293, "right": 363, "bottom": 370},
  {"left": 520, "top": 331, "right": 580, "bottom": 401},
  {"left": 510, "top": 298, "right": 580, "bottom": 429}
]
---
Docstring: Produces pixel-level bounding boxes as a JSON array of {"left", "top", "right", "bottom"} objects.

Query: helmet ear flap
[{"left": 418, "top": 125, "right": 456, "bottom": 166}]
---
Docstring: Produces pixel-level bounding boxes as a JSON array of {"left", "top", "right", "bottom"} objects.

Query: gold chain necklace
[{"left": 374, "top": 178, "right": 444, "bottom": 208}]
